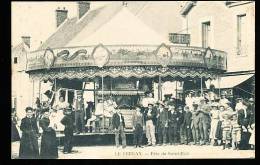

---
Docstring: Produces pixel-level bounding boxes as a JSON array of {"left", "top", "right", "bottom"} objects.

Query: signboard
[
  {"left": 43, "top": 48, "right": 55, "bottom": 69},
  {"left": 92, "top": 44, "right": 110, "bottom": 68},
  {"left": 169, "top": 33, "right": 190, "bottom": 45},
  {"left": 155, "top": 43, "right": 172, "bottom": 67}
]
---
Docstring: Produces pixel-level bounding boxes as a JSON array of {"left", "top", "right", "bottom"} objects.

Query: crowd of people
[
  {"left": 126, "top": 91, "right": 255, "bottom": 150},
  {"left": 11, "top": 89, "right": 255, "bottom": 159}
]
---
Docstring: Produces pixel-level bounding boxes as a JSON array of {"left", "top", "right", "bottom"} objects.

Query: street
[{"left": 12, "top": 141, "right": 255, "bottom": 159}]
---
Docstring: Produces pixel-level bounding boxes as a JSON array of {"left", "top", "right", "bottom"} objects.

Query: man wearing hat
[
  {"left": 144, "top": 103, "right": 157, "bottom": 146},
  {"left": 219, "top": 92, "right": 230, "bottom": 106},
  {"left": 180, "top": 106, "right": 192, "bottom": 145},
  {"left": 132, "top": 105, "right": 145, "bottom": 148},
  {"left": 237, "top": 99, "right": 251, "bottom": 150},
  {"left": 197, "top": 99, "right": 211, "bottom": 145},
  {"left": 61, "top": 107, "right": 75, "bottom": 154},
  {"left": 190, "top": 103, "right": 200, "bottom": 145},
  {"left": 73, "top": 91, "right": 85, "bottom": 134},
  {"left": 209, "top": 102, "right": 221, "bottom": 146},
  {"left": 112, "top": 108, "right": 126, "bottom": 148},
  {"left": 248, "top": 98, "right": 255, "bottom": 150},
  {"left": 177, "top": 106, "right": 184, "bottom": 144},
  {"left": 168, "top": 105, "right": 180, "bottom": 145},
  {"left": 156, "top": 101, "right": 168, "bottom": 146}
]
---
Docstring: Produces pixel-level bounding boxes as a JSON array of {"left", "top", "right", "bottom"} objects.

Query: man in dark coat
[
  {"left": 177, "top": 106, "right": 185, "bottom": 143},
  {"left": 156, "top": 102, "right": 168, "bottom": 145},
  {"left": 112, "top": 108, "right": 126, "bottom": 148},
  {"left": 73, "top": 93, "right": 85, "bottom": 134},
  {"left": 168, "top": 105, "right": 180, "bottom": 145},
  {"left": 39, "top": 109, "right": 58, "bottom": 159},
  {"left": 19, "top": 107, "right": 40, "bottom": 159},
  {"left": 197, "top": 99, "right": 211, "bottom": 145},
  {"left": 191, "top": 103, "right": 200, "bottom": 145},
  {"left": 61, "top": 108, "right": 74, "bottom": 154},
  {"left": 132, "top": 105, "right": 145, "bottom": 148},
  {"left": 237, "top": 102, "right": 251, "bottom": 150},
  {"left": 180, "top": 106, "right": 192, "bottom": 144}
]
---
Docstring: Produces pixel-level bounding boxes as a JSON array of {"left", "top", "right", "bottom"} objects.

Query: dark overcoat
[
  {"left": 19, "top": 117, "right": 39, "bottom": 159},
  {"left": 39, "top": 117, "right": 58, "bottom": 159}
]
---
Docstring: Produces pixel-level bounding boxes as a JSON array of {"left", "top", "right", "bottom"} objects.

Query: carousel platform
[{"left": 55, "top": 130, "right": 147, "bottom": 146}]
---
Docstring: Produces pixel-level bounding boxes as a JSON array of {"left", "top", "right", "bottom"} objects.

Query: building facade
[{"left": 180, "top": 1, "right": 255, "bottom": 99}]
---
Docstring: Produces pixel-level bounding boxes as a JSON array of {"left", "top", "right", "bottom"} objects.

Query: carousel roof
[
  {"left": 66, "top": 7, "right": 170, "bottom": 46},
  {"left": 37, "top": 2, "right": 182, "bottom": 50}
]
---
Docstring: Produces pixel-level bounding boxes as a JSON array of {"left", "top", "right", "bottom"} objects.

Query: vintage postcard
[{"left": 11, "top": 1, "right": 255, "bottom": 159}]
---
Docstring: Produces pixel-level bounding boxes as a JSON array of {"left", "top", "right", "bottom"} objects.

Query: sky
[{"left": 11, "top": 1, "right": 111, "bottom": 50}]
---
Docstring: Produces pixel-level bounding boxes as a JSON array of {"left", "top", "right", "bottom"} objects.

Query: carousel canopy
[
  {"left": 66, "top": 7, "right": 170, "bottom": 46},
  {"left": 26, "top": 2, "right": 227, "bottom": 81}
]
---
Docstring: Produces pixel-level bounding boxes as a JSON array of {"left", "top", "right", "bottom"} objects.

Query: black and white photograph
[{"left": 11, "top": 1, "right": 255, "bottom": 159}]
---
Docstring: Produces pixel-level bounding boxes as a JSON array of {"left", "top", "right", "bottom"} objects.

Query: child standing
[
  {"left": 230, "top": 113, "right": 241, "bottom": 150},
  {"left": 221, "top": 113, "right": 232, "bottom": 150}
]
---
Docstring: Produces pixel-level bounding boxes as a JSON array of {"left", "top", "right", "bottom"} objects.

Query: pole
[
  {"left": 218, "top": 75, "right": 221, "bottom": 97},
  {"left": 32, "top": 79, "right": 34, "bottom": 107},
  {"left": 39, "top": 80, "right": 41, "bottom": 103},
  {"left": 54, "top": 78, "right": 57, "bottom": 92},
  {"left": 158, "top": 76, "right": 161, "bottom": 101},
  {"left": 102, "top": 73, "right": 104, "bottom": 133},
  {"left": 200, "top": 77, "right": 203, "bottom": 97},
  {"left": 176, "top": 80, "right": 178, "bottom": 106}
]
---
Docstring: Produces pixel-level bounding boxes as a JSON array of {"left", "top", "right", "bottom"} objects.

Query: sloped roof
[
  {"left": 12, "top": 43, "right": 27, "bottom": 58},
  {"left": 38, "top": 2, "right": 123, "bottom": 50},
  {"left": 38, "top": 2, "right": 182, "bottom": 50},
  {"left": 66, "top": 7, "right": 169, "bottom": 46}
]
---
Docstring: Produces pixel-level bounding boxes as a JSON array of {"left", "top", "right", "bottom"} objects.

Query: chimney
[
  {"left": 56, "top": 7, "right": 68, "bottom": 27},
  {"left": 21, "top": 36, "right": 31, "bottom": 48},
  {"left": 77, "top": 1, "right": 90, "bottom": 19},
  {"left": 122, "top": 1, "right": 128, "bottom": 7}
]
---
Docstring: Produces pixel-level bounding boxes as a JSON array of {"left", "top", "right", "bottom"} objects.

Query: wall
[{"left": 183, "top": 1, "right": 255, "bottom": 72}]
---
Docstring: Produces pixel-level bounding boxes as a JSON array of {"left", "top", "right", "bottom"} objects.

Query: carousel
[{"left": 25, "top": 7, "right": 227, "bottom": 133}]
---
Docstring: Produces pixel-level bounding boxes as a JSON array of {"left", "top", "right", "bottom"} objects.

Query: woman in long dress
[
  {"left": 11, "top": 110, "right": 20, "bottom": 142},
  {"left": 39, "top": 109, "right": 58, "bottom": 159},
  {"left": 19, "top": 107, "right": 40, "bottom": 159}
]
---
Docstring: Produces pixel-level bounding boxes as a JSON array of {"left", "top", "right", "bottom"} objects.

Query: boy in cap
[
  {"left": 156, "top": 101, "right": 168, "bottom": 146},
  {"left": 132, "top": 106, "right": 145, "bottom": 148},
  {"left": 221, "top": 113, "right": 232, "bottom": 150},
  {"left": 230, "top": 113, "right": 241, "bottom": 150}
]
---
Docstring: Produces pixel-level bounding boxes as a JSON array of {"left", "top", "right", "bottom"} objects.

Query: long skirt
[
  {"left": 19, "top": 132, "right": 39, "bottom": 159},
  {"left": 215, "top": 121, "right": 222, "bottom": 140},
  {"left": 12, "top": 122, "right": 20, "bottom": 142},
  {"left": 40, "top": 129, "right": 58, "bottom": 159}
]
